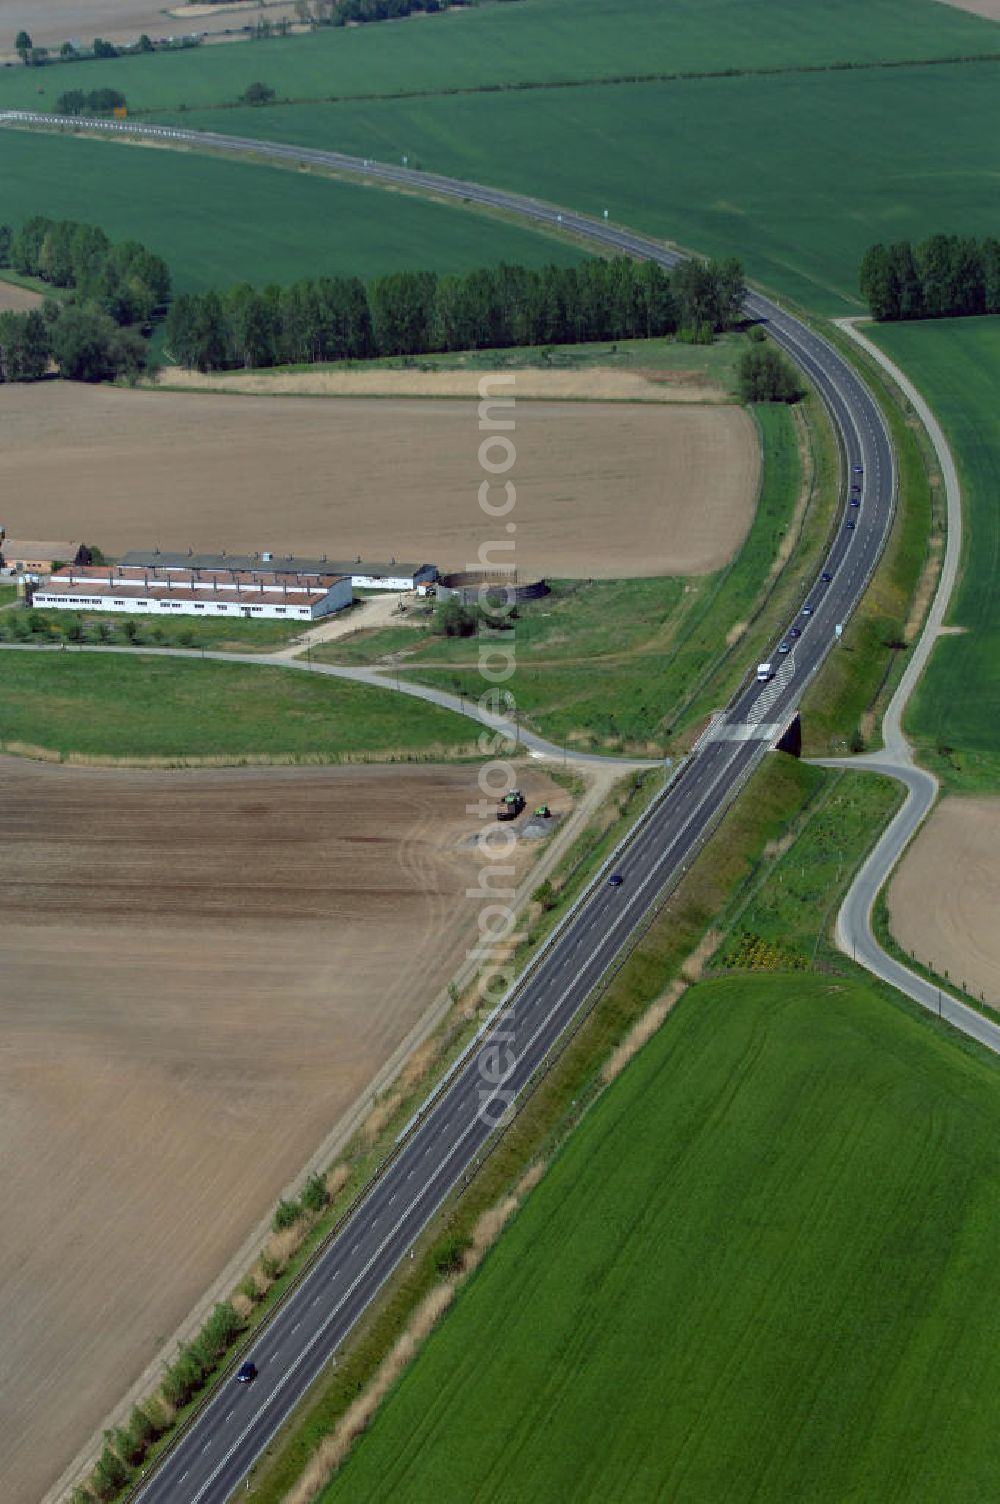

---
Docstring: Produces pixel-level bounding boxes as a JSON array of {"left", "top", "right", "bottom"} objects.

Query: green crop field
[
  {"left": 0, "top": 650, "right": 474, "bottom": 763},
  {"left": 150, "top": 56, "right": 1000, "bottom": 315},
  {"left": 0, "top": 131, "right": 579, "bottom": 293},
  {"left": 0, "top": 0, "right": 993, "bottom": 114},
  {"left": 2, "top": 0, "right": 998, "bottom": 305},
  {"left": 870, "top": 317, "right": 1000, "bottom": 791},
  {"left": 376, "top": 401, "right": 806, "bottom": 753},
  {"left": 322, "top": 970, "right": 1000, "bottom": 1504}
]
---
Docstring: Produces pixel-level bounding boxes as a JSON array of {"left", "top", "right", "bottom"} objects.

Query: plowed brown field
[
  {"left": 0, "top": 0, "right": 300, "bottom": 52},
  {"left": 888, "top": 795, "right": 1000, "bottom": 1009},
  {"left": 0, "top": 383, "right": 758, "bottom": 579},
  {"left": 939, "top": 0, "right": 1000, "bottom": 20},
  {"left": 0, "top": 279, "right": 42, "bottom": 312},
  {"left": 0, "top": 756, "right": 565, "bottom": 1504}
]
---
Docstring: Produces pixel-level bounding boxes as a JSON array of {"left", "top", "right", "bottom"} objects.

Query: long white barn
[{"left": 33, "top": 565, "right": 352, "bottom": 621}]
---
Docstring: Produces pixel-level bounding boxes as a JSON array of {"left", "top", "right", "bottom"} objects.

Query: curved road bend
[
  {"left": 813, "top": 323, "right": 1000, "bottom": 1055},
  {"left": 0, "top": 115, "right": 900, "bottom": 1502}
]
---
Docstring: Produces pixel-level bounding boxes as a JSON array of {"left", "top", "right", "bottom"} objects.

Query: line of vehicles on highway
[{"left": 756, "top": 465, "right": 863, "bottom": 682}]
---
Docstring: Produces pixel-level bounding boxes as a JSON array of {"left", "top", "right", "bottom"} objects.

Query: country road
[
  {"left": 814, "top": 323, "right": 1000, "bottom": 1055},
  {"left": 0, "top": 639, "right": 660, "bottom": 768},
  {"left": 1, "top": 110, "right": 977, "bottom": 1504}
]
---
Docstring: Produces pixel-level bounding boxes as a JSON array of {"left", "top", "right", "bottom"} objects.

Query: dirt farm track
[
  {"left": 0, "top": 383, "right": 758, "bottom": 579},
  {"left": 0, "top": 756, "right": 564, "bottom": 1504}
]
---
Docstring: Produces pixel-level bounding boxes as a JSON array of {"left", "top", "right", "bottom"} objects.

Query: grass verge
[
  {"left": 3, "top": 606, "right": 307, "bottom": 654},
  {"left": 156, "top": 331, "right": 744, "bottom": 392},
  {"left": 0, "top": 650, "right": 476, "bottom": 764},
  {"left": 867, "top": 317, "right": 1000, "bottom": 793},
  {"left": 799, "top": 321, "right": 939, "bottom": 756},
  {"left": 710, "top": 765, "right": 903, "bottom": 971}
]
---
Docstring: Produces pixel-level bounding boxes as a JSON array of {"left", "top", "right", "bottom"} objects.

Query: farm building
[
  {"left": 120, "top": 550, "right": 437, "bottom": 592},
  {"left": 32, "top": 564, "right": 352, "bottom": 621},
  {"left": 0, "top": 537, "right": 75, "bottom": 576}
]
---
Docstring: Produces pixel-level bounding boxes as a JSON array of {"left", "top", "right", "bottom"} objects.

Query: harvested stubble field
[
  {"left": 888, "top": 795, "right": 1000, "bottom": 1009},
  {"left": 0, "top": 383, "right": 758, "bottom": 579},
  {"left": 0, "top": 756, "right": 566, "bottom": 1504},
  {"left": 164, "top": 363, "right": 727, "bottom": 403},
  {"left": 943, "top": 0, "right": 1000, "bottom": 17}
]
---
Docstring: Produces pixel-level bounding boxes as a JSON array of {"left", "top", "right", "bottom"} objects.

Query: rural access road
[
  {"left": 0, "top": 638, "right": 658, "bottom": 768},
  {"left": 0, "top": 112, "right": 903, "bottom": 1504},
  {"left": 813, "top": 322, "right": 1000, "bottom": 1056}
]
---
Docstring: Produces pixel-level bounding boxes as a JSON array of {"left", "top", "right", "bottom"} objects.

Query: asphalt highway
[{"left": 0, "top": 114, "right": 897, "bottom": 1503}]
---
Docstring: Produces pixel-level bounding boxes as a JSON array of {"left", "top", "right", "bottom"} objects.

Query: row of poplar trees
[
  {"left": 165, "top": 256, "right": 746, "bottom": 372},
  {"left": 860, "top": 234, "right": 1000, "bottom": 322}
]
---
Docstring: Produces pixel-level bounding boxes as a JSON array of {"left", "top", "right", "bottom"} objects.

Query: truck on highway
[{"left": 756, "top": 662, "right": 774, "bottom": 682}]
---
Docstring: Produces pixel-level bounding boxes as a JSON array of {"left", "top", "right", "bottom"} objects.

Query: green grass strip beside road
[
  {"left": 1, "top": 607, "right": 306, "bottom": 653},
  {"left": 800, "top": 323, "right": 938, "bottom": 757},
  {"left": 711, "top": 766, "right": 903, "bottom": 972},
  {"left": 0, "top": 652, "right": 477, "bottom": 764},
  {"left": 160, "top": 331, "right": 744, "bottom": 392},
  {"left": 867, "top": 316, "right": 1000, "bottom": 793}
]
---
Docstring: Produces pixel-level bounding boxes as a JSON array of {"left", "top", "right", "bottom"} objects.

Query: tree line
[
  {"left": 15, "top": 28, "right": 186, "bottom": 66},
  {"left": 0, "top": 304, "right": 153, "bottom": 384},
  {"left": 0, "top": 215, "right": 170, "bottom": 384},
  {"left": 7, "top": 215, "right": 170, "bottom": 326},
  {"left": 222, "top": 0, "right": 454, "bottom": 21},
  {"left": 165, "top": 255, "right": 745, "bottom": 371},
  {"left": 55, "top": 87, "right": 128, "bottom": 116},
  {"left": 859, "top": 235, "right": 1000, "bottom": 322}
]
